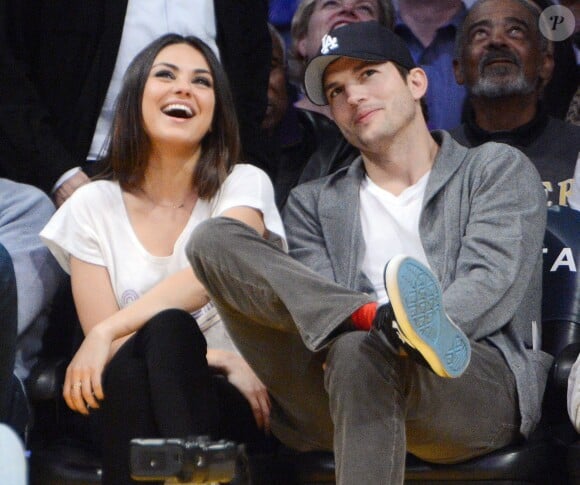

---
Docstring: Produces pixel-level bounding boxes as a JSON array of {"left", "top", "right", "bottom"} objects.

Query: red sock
[{"left": 350, "top": 302, "right": 378, "bottom": 330}]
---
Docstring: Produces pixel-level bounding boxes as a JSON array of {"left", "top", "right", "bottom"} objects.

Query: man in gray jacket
[{"left": 188, "top": 21, "right": 550, "bottom": 485}]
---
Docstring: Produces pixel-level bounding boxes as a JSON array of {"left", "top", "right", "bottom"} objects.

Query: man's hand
[{"left": 54, "top": 170, "right": 90, "bottom": 207}]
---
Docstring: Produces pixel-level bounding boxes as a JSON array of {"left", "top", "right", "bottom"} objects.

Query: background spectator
[
  {"left": 530, "top": 0, "right": 578, "bottom": 120},
  {"left": 289, "top": 0, "right": 395, "bottom": 117},
  {"left": 394, "top": 0, "right": 468, "bottom": 130},
  {"left": 567, "top": 86, "right": 580, "bottom": 125},
  {"left": 269, "top": 0, "right": 300, "bottom": 45},
  {"left": 0, "top": 179, "right": 64, "bottom": 441},
  {"left": 451, "top": 0, "right": 580, "bottom": 207},
  {"left": 263, "top": 23, "right": 359, "bottom": 207}
]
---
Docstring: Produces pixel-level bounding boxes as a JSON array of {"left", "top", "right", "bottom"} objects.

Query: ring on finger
[{"left": 73, "top": 382, "right": 82, "bottom": 389}]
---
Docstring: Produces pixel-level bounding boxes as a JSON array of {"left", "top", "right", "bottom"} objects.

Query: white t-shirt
[
  {"left": 359, "top": 172, "right": 430, "bottom": 304},
  {"left": 41, "top": 164, "right": 285, "bottom": 350}
]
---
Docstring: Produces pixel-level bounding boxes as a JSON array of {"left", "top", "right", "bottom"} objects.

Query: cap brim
[{"left": 304, "top": 55, "right": 341, "bottom": 106}]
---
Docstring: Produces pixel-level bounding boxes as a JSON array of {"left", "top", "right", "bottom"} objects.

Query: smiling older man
[{"left": 451, "top": 0, "right": 580, "bottom": 207}]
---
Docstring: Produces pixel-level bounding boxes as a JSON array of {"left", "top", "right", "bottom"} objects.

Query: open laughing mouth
[{"left": 162, "top": 103, "right": 194, "bottom": 119}]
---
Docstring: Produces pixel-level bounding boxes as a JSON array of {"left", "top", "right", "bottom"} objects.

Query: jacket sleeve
[
  {"left": 0, "top": 2, "right": 78, "bottom": 192},
  {"left": 283, "top": 183, "right": 337, "bottom": 284},
  {"left": 0, "top": 179, "right": 64, "bottom": 334},
  {"left": 438, "top": 145, "right": 547, "bottom": 340}
]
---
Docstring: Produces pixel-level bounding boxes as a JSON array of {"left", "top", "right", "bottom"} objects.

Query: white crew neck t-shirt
[
  {"left": 41, "top": 164, "right": 285, "bottom": 350},
  {"left": 359, "top": 171, "right": 431, "bottom": 304}
]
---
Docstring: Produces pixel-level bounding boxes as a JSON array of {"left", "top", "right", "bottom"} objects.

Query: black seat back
[{"left": 542, "top": 205, "right": 580, "bottom": 357}]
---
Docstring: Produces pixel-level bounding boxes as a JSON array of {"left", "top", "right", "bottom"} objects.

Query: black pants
[{"left": 101, "top": 309, "right": 267, "bottom": 485}]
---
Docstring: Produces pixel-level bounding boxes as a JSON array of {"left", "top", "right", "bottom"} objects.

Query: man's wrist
[{"left": 52, "top": 167, "right": 82, "bottom": 194}]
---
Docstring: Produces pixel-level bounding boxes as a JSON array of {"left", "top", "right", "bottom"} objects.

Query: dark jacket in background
[
  {"left": 273, "top": 108, "right": 359, "bottom": 209},
  {"left": 450, "top": 107, "right": 580, "bottom": 208}
]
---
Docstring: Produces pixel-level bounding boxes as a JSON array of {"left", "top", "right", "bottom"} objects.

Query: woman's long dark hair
[{"left": 101, "top": 33, "right": 240, "bottom": 199}]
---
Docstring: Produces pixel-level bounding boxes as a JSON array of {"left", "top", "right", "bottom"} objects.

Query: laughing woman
[{"left": 40, "top": 34, "right": 284, "bottom": 485}]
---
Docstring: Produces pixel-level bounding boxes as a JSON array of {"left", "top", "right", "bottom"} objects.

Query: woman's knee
[
  {"left": 145, "top": 309, "right": 195, "bottom": 331},
  {"left": 138, "top": 309, "right": 206, "bottom": 354}
]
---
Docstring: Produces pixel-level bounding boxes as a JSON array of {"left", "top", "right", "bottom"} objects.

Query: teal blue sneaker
[{"left": 383, "top": 255, "right": 471, "bottom": 378}]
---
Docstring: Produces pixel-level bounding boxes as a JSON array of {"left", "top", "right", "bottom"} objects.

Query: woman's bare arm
[{"left": 64, "top": 207, "right": 266, "bottom": 414}]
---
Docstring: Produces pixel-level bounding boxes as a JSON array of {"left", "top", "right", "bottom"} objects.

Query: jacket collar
[
  {"left": 320, "top": 130, "right": 467, "bottom": 214},
  {"left": 423, "top": 130, "right": 468, "bottom": 207},
  {"left": 315, "top": 130, "right": 468, "bottom": 289}
]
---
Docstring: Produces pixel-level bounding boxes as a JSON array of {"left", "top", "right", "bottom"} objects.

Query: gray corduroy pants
[{"left": 187, "top": 218, "right": 520, "bottom": 485}]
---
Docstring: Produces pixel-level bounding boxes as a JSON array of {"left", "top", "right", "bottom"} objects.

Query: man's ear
[
  {"left": 408, "top": 67, "right": 429, "bottom": 100},
  {"left": 453, "top": 58, "right": 465, "bottom": 85}
]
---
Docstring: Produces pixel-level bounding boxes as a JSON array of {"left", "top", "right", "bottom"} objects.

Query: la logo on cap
[{"left": 320, "top": 34, "right": 338, "bottom": 54}]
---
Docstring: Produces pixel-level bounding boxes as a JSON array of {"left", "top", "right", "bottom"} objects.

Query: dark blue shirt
[{"left": 395, "top": 4, "right": 467, "bottom": 131}]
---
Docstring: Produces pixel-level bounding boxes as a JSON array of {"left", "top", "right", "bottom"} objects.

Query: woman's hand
[
  {"left": 208, "top": 349, "right": 271, "bottom": 432},
  {"left": 63, "top": 325, "right": 113, "bottom": 415},
  {"left": 226, "top": 356, "right": 271, "bottom": 432}
]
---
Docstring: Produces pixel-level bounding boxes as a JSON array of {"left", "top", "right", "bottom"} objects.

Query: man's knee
[
  {"left": 324, "top": 331, "right": 400, "bottom": 393},
  {"left": 188, "top": 218, "right": 227, "bottom": 260},
  {"left": 325, "top": 332, "right": 377, "bottom": 387},
  {"left": 187, "top": 217, "right": 258, "bottom": 283},
  {"left": 187, "top": 218, "right": 248, "bottom": 269}
]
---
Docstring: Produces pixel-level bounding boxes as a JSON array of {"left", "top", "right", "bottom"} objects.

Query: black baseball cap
[{"left": 304, "top": 21, "right": 416, "bottom": 106}]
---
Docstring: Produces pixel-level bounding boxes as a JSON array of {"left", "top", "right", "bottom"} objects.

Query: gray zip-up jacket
[{"left": 283, "top": 131, "right": 552, "bottom": 438}]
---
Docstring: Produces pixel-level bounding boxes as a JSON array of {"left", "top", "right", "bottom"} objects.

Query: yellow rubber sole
[{"left": 384, "top": 255, "right": 470, "bottom": 378}]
